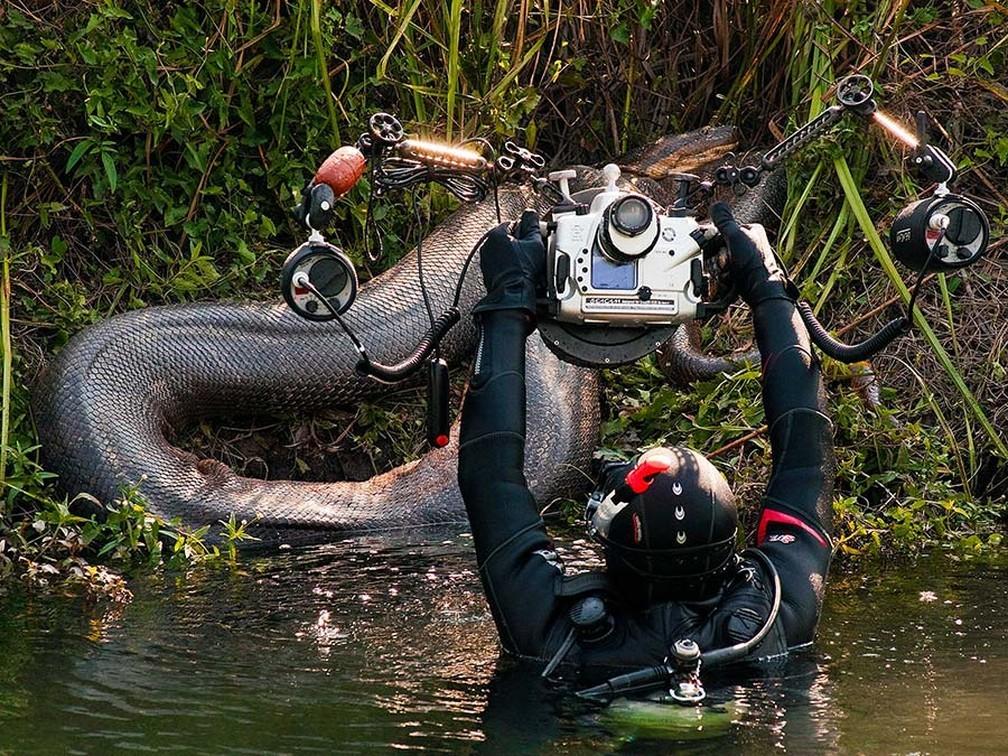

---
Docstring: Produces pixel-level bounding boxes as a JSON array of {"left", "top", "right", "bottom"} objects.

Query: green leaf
[
  {"left": 101, "top": 151, "right": 117, "bottom": 193},
  {"left": 65, "top": 140, "right": 93, "bottom": 172},
  {"left": 611, "top": 23, "right": 630, "bottom": 45}
]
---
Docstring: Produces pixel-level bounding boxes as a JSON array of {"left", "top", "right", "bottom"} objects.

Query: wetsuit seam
[
  {"left": 468, "top": 370, "right": 524, "bottom": 392},
  {"left": 762, "top": 343, "right": 813, "bottom": 379},
  {"left": 477, "top": 520, "right": 544, "bottom": 571},
  {"left": 459, "top": 430, "right": 526, "bottom": 450},
  {"left": 766, "top": 406, "right": 834, "bottom": 438}
]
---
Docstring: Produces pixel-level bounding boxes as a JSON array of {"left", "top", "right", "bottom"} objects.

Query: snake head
[{"left": 621, "top": 126, "right": 739, "bottom": 185}]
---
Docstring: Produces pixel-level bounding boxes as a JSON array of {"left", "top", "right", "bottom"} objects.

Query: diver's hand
[
  {"left": 472, "top": 209, "right": 545, "bottom": 321},
  {"left": 479, "top": 209, "right": 545, "bottom": 292},
  {"left": 709, "top": 202, "right": 791, "bottom": 307}
]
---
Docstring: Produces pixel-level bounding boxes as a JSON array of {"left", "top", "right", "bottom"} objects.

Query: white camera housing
[{"left": 547, "top": 164, "right": 709, "bottom": 326}]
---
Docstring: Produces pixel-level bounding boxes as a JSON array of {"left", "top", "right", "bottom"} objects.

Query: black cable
[
  {"left": 798, "top": 302, "right": 909, "bottom": 364},
  {"left": 297, "top": 273, "right": 460, "bottom": 383},
  {"left": 459, "top": 136, "right": 502, "bottom": 222},
  {"left": 906, "top": 227, "right": 943, "bottom": 317},
  {"left": 375, "top": 157, "right": 490, "bottom": 203},
  {"left": 293, "top": 276, "right": 368, "bottom": 357},
  {"left": 355, "top": 308, "right": 461, "bottom": 383},
  {"left": 797, "top": 230, "right": 944, "bottom": 364},
  {"left": 412, "top": 186, "right": 439, "bottom": 358},
  {"left": 453, "top": 229, "right": 495, "bottom": 308},
  {"left": 364, "top": 158, "right": 384, "bottom": 264}
]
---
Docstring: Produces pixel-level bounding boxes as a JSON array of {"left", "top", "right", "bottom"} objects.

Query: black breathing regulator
[{"left": 279, "top": 74, "right": 992, "bottom": 446}]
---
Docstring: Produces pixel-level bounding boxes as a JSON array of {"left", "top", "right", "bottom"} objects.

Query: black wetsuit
[{"left": 457, "top": 296, "right": 835, "bottom": 673}]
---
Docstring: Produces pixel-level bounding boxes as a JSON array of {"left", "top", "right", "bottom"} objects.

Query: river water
[{"left": 0, "top": 529, "right": 1003, "bottom": 754}]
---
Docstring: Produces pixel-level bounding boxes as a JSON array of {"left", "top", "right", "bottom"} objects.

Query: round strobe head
[
  {"left": 890, "top": 194, "right": 989, "bottom": 272},
  {"left": 281, "top": 242, "right": 359, "bottom": 321}
]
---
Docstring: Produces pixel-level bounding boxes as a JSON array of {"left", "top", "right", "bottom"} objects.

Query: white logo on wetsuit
[
  {"left": 676, "top": 531, "right": 687, "bottom": 544},
  {"left": 672, "top": 482, "right": 683, "bottom": 496},
  {"left": 674, "top": 506, "right": 685, "bottom": 520}
]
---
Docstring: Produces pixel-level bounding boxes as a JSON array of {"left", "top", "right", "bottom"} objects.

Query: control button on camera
[{"left": 637, "top": 286, "right": 652, "bottom": 301}]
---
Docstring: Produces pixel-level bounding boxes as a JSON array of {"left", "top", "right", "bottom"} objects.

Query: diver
[{"left": 456, "top": 202, "right": 836, "bottom": 695}]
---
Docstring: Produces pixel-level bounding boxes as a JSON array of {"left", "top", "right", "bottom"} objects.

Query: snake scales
[{"left": 32, "top": 127, "right": 781, "bottom": 545}]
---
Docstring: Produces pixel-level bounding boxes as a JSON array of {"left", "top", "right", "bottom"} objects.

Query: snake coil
[{"left": 32, "top": 128, "right": 777, "bottom": 545}]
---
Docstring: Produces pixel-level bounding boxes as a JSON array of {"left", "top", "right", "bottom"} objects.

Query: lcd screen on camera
[{"left": 590, "top": 244, "right": 636, "bottom": 290}]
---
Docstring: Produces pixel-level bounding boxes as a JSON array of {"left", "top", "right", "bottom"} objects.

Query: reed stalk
[
  {"left": 445, "top": 0, "right": 463, "bottom": 139},
  {"left": 0, "top": 173, "right": 10, "bottom": 492},
  {"left": 311, "top": 0, "right": 341, "bottom": 144}
]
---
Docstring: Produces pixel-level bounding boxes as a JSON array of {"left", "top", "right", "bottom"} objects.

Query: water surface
[{"left": 0, "top": 530, "right": 1003, "bottom": 753}]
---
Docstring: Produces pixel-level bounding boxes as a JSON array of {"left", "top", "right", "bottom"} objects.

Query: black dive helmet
[{"left": 586, "top": 447, "right": 738, "bottom": 605}]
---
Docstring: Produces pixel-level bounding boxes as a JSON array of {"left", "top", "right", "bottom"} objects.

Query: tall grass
[
  {"left": 0, "top": 173, "right": 10, "bottom": 491},
  {"left": 311, "top": 0, "right": 342, "bottom": 144}
]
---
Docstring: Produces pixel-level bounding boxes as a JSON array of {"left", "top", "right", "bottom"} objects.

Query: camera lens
[{"left": 610, "top": 195, "right": 653, "bottom": 237}]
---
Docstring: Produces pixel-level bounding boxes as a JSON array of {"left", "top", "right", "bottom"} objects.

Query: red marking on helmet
[
  {"left": 434, "top": 434, "right": 450, "bottom": 448},
  {"left": 632, "top": 513, "right": 643, "bottom": 544},
  {"left": 757, "top": 508, "right": 827, "bottom": 547},
  {"left": 625, "top": 453, "right": 674, "bottom": 494}
]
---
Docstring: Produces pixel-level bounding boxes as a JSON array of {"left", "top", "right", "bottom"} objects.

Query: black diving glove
[
  {"left": 471, "top": 209, "right": 545, "bottom": 323},
  {"left": 710, "top": 202, "right": 793, "bottom": 307}
]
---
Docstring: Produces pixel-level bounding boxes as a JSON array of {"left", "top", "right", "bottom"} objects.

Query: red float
[{"left": 313, "top": 146, "right": 366, "bottom": 197}]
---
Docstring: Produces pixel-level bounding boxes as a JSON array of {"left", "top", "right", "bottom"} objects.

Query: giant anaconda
[{"left": 32, "top": 128, "right": 781, "bottom": 545}]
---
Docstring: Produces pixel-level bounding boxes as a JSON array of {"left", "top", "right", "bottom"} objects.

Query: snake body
[{"left": 32, "top": 128, "right": 780, "bottom": 544}]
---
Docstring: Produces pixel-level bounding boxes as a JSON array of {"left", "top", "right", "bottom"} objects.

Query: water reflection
[{"left": 0, "top": 532, "right": 1002, "bottom": 753}]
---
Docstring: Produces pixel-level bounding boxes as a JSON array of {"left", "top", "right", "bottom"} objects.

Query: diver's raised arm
[
  {"left": 710, "top": 203, "right": 835, "bottom": 647},
  {"left": 457, "top": 211, "right": 566, "bottom": 657}
]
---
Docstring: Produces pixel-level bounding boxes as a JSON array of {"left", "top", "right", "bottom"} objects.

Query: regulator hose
[
  {"left": 797, "top": 300, "right": 909, "bottom": 364},
  {"left": 576, "top": 550, "right": 782, "bottom": 702}
]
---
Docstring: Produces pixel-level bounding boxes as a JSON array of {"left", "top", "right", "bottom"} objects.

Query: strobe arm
[{"left": 715, "top": 74, "right": 878, "bottom": 189}]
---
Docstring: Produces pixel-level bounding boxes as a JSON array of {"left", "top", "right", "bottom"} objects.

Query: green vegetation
[{"left": 0, "top": 0, "right": 1005, "bottom": 589}]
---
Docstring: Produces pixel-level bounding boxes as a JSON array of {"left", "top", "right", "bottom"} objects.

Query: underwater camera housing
[
  {"left": 538, "top": 165, "right": 730, "bottom": 368},
  {"left": 546, "top": 165, "right": 720, "bottom": 327}
]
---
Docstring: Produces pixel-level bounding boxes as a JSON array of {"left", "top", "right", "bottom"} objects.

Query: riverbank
[{"left": 1, "top": 1, "right": 1005, "bottom": 589}]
